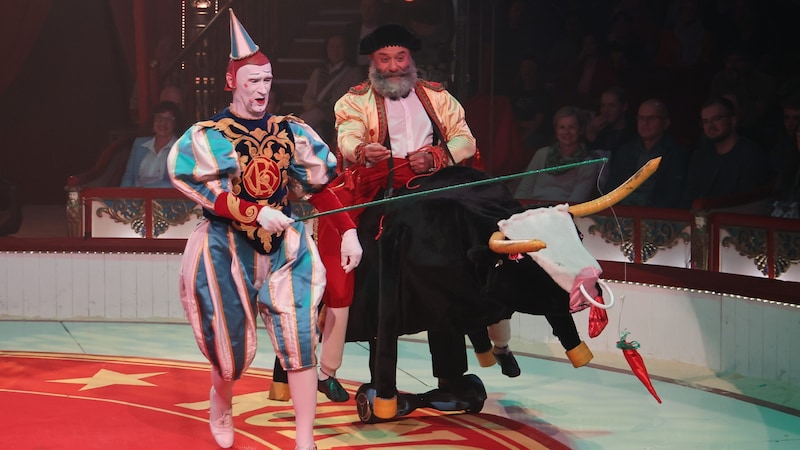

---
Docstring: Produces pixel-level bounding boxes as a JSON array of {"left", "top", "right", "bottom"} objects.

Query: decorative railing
[
  {"left": 65, "top": 187, "right": 315, "bottom": 240},
  {"left": 520, "top": 201, "right": 800, "bottom": 285}
]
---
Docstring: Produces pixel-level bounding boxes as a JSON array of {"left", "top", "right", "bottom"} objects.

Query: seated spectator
[
  {"left": 585, "top": 86, "right": 638, "bottom": 158},
  {"left": 514, "top": 106, "right": 601, "bottom": 202},
  {"left": 120, "top": 101, "right": 182, "bottom": 188},
  {"left": 603, "top": 99, "right": 690, "bottom": 208},
  {"left": 681, "top": 97, "right": 769, "bottom": 208},
  {"left": 300, "top": 33, "right": 364, "bottom": 144}
]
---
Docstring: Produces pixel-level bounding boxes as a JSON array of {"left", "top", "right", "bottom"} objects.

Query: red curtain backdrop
[{"left": 0, "top": 1, "right": 53, "bottom": 96}]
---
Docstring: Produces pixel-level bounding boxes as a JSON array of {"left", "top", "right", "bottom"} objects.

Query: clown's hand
[
  {"left": 257, "top": 207, "right": 294, "bottom": 234},
  {"left": 340, "top": 229, "right": 363, "bottom": 273}
]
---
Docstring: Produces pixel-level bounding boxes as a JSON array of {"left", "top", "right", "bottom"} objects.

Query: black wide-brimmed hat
[{"left": 358, "top": 24, "right": 422, "bottom": 55}]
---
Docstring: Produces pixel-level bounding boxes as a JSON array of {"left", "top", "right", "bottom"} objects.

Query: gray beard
[{"left": 369, "top": 62, "right": 418, "bottom": 99}]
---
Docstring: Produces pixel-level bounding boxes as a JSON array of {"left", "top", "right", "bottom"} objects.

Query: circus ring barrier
[{"left": 0, "top": 167, "right": 798, "bottom": 390}]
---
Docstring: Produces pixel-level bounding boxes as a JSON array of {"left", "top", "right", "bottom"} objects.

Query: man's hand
[
  {"left": 408, "top": 149, "right": 435, "bottom": 174},
  {"left": 363, "top": 143, "right": 391, "bottom": 163},
  {"left": 585, "top": 112, "right": 607, "bottom": 142},
  {"left": 256, "top": 207, "right": 294, "bottom": 234},
  {"left": 340, "top": 229, "right": 363, "bottom": 273}
]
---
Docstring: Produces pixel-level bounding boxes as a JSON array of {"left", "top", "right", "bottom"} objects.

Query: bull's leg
[
  {"left": 429, "top": 325, "right": 468, "bottom": 389},
  {"left": 466, "top": 327, "right": 495, "bottom": 367},
  {"left": 545, "top": 313, "right": 593, "bottom": 367}
]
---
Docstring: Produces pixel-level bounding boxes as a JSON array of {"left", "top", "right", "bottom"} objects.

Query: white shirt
[
  {"left": 137, "top": 137, "right": 175, "bottom": 187},
  {"left": 385, "top": 90, "right": 434, "bottom": 158}
]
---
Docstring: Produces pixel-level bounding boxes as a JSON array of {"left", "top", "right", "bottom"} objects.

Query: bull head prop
[{"left": 489, "top": 156, "right": 661, "bottom": 314}]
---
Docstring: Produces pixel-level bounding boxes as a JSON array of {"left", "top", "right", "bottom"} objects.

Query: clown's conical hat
[
  {"left": 225, "top": 8, "right": 269, "bottom": 91},
  {"left": 229, "top": 8, "right": 259, "bottom": 60}
]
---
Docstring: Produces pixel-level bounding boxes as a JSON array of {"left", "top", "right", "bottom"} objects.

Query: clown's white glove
[
  {"left": 340, "top": 229, "right": 363, "bottom": 273},
  {"left": 256, "top": 207, "right": 294, "bottom": 234}
]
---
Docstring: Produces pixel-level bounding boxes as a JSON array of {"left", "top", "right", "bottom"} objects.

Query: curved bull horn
[
  {"left": 568, "top": 156, "right": 662, "bottom": 217},
  {"left": 488, "top": 231, "right": 547, "bottom": 254}
]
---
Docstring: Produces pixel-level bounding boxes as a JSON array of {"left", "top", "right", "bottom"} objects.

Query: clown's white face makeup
[{"left": 230, "top": 63, "right": 273, "bottom": 119}]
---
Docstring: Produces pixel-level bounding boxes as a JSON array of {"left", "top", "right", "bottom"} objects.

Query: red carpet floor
[{"left": 0, "top": 351, "right": 569, "bottom": 449}]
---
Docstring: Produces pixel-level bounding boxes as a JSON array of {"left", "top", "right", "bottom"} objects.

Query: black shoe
[
  {"left": 494, "top": 351, "right": 521, "bottom": 378},
  {"left": 318, "top": 376, "right": 350, "bottom": 402}
]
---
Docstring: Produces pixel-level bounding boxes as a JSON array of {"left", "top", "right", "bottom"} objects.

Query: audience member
[
  {"left": 681, "top": 97, "right": 769, "bottom": 207},
  {"left": 300, "top": 33, "right": 364, "bottom": 144},
  {"left": 120, "top": 101, "right": 182, "bottom": 188},
  {"left": 585, "top": 86, "right": 637, "bottom": 158},
  {"left": 514, "top": 106, "right": 601, "bottom": 202},
  {"left": 603, "top": 99, "right": 689, "bottom": 208},
  {"left": 508, "top": 55, "right": 552, "bottom": 153}
]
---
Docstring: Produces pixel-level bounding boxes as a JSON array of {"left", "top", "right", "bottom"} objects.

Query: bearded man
[
  {"left": 167, "top": 10, "right": 361, "bottom": 450},
  {"left": 681, "top": 96, "right": 768, "bottom": 207}
]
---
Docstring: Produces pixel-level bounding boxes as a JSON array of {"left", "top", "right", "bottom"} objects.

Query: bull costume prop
[
  {"left": 346, "top": 156, "right": 659, "bottom": 422},
  {"left": 167, "top": 10, "right": 361, "bottom": 450}
]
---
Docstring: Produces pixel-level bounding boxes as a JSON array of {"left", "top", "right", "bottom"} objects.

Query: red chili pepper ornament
[
  {"left": 616, "top": 330, "right": 662, "bottom": 404},
  {"left": 588, "top": 295, "right": 609, "bottom": 338}
]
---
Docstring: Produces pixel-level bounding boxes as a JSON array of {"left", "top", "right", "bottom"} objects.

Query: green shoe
[{"left": 318, "top": 376, "right": 349, "bottom": 402}]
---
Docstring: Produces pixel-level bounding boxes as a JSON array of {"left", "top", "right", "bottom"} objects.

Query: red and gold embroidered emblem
[{"left": 242, "top": 156, "right": 281, "bottom": 198}]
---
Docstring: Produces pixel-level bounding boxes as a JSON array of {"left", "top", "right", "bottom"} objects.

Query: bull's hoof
[
  {"left": 494, "top": 351, "right": 521, "bottom": 377},
  {"left": 268, "top": 381, "right": 291, "bottom": 402},
  {"left": 566, "top": 341, "right": 593, "bottom": 368},
  {"left": 475, "top": 349, "right": 497, "bottom": 367},
  {"left": 318, "top": 376, "right": 350, "bottom": 402},
  {"left": 355, "top": 384, "right": 422, "bottom": 424},
  {"left": 431, "top": 374, "right": 487, "bottom": 413}
]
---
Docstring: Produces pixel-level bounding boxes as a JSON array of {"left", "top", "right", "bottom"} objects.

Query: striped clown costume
[{"left": 169, "top": 109, "right": 349, "bottom": 379}]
